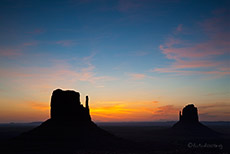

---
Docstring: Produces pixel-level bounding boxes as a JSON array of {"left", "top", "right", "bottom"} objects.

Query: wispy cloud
[
  {"left": 23, "top": 41, "right": 38, "bottom": 47},
  {"left": 117, "top": 0, "right": 142, "bottom": 12},
  {"left": 0, "top": 41, "right": 39, "bottom": 58},
  {"left": 0, "top": 53, "right": 115, "bottom": 91},
  {"left": 198, "top": 102, "right": 230, "bottom": 121},
  {"left": 56, "top": 40, "right": 77, "bottom": 47},
  {"left": 198, "top": 103, "right": 230, "bottom": 110},
  {"left": 26, "top": 29, "right": 44, "bottom": 34},
  {"left": 152, "top": 105, "right": 179, "bottom": 120},
  {"left": 153, "top": 10, "right": 230, "bottom": 77},
  {"left": 174, "top": 24, "right": 183, "bottom": 34},
  {"left": 129, "top": 73, "right": 146, "bottom": 80},
  {"left": 0, "top": 49, "right": 22, "bottom": 57},
  {"left": 128, "top": 72, "right": 155, "bottom": 80}
]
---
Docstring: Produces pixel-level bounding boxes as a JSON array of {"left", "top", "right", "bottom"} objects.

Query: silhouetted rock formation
[
  {"left": 179, "top": 104, "right": 198, "bottom": 123},
  {"left": 172, "top": 104, "right": 219, "bottom": 136},
  {"left": 5, "top": 89, "right": 129, "bottom": 153},
  {"left": 50, "top": 89, "right": 91, "bottom": 122}
]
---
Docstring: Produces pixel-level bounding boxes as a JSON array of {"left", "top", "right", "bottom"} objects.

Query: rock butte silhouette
[
  {"left": 50, "top": 89, "right": 91, "bottom": 122},
  {"left": 172, "top": 104, "right": 219, "bottom": 136},
  {"left": 3, "top": 91, "right": 225, "bottom": 153},
  {"left": 8, "top": 89, "right": 128, "bottom": 152}
]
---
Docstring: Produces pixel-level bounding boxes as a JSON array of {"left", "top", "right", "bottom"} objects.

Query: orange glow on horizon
[{"left": 0, "top": 98, "right": 230, "bottom": 122}]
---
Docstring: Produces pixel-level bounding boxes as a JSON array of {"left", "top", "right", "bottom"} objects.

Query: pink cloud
[
  {"left": 176, "top": 24, "right": 183, "bottom": 32},
  {"left": 0, "top": 49, "right": 21, "bottom": 57},
  {"left": 172, "top": 60, "right": 223, "bottom": 69},
  {"left": 129, "top": 73, "right": 146, "bottom": 80},
  {"left": 23, "top": 41, "right": 38, "bottom": 47},
  {"left": 154, "top": 11, "right": 230, "bottom": 77},
  {"left": 0, "top": 54, "right": 116, "bottom": 92},
  {"left": 153, "top": 68, "right": 230, "bottom": 77},
  {"left": 26, "top": 29, "right": 44, "bottom": 34},
  {"left": 160, "top": 39, "right": 227, "bottom": 60},
  {"left": 151, "top": 105, "right": 180, "bottom": 121},
  {"left": 0, "top": 68, "right": 34, "bottom": 78},
  {"left": 0, "top": 41, "right": 39, "bottom": 58},
  {"left": 174, "top": 24, "right": 183, "bottom": 34},
  {"left": 56, "top": 40, "right": 77, "bottom": 47},
  {"left": 118, "top": 0, "right": 142, "bottom": 12},
  {"left": 198, "top": 103, "right": 230, "bottom": 121}
]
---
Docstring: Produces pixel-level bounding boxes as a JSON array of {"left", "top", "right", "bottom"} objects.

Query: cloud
[
  {"left": 26, "top": 29, "right": 44, "bottom": 34},
  {"left": 154, "top": 10, "right": 230, "bottom": 77},
  {"left": 0, "top": 53, "right": 116, "bottom": 92},
  {"left": 174, "top": 24, "right": 183, "bottom": 34},
  {"left": 198, "top": 103, "right": 230, "bottom": 110},
  {"left": 0, "top": 49, "right": 22, "bottom": 57},
  {"left": 199, "top": 112, "right": 230, "bottom": 121},
  {"left": 129, "top": 73, "right": 146, "bottom": 80},
  {"left": 118, "top": 0, "right": 142, "bottom": 12},
  {"left": 0, "top": 41, "right": 38, "bottom": 57},
  {"left": 56, "top": 40, "right": 77, "bottom": 47},
  {"left": 172, "top": 60, "right": 222, "bottom": 69},
  {"left": 159, "top": 38, "right": 227, "bottom": 60},
  {"left": 153, "top": 105, "right": 179, "bottom": 115},
  {"left": 23, "top": 41, "right": 38, "bottom": 47}
]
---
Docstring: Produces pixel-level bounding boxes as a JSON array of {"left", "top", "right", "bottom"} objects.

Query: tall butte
[
  {"left": 172, "top": 104, "right": 218, "bottom": 136},
  {"left": 50, "top": 89, "right": 91, "bottom": 122},
  {"left": 9, "top": 89, "right": 125, "bottom": 152}
]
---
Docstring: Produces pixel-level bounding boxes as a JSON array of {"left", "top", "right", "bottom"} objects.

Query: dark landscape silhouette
[
  {"left": 2, "top": 89, "right": 131, "bottom": 153},
  {"left": 172, "top": 104, "right": 219, "bottom": 136},
  {"left": 1, "top": 89, "right": 230, "bottom": 154}
]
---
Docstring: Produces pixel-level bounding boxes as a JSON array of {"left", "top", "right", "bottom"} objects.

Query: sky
[{"left": 0, "top": 0, "right": 229, "bottom": 123}]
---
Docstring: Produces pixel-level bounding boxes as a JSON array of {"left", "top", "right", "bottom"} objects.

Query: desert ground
[{"left": 0, "top": 121, "right": 229, "bottom": 154}]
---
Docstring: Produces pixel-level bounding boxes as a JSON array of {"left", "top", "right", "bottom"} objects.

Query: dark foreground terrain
[{"left": 0, "top": 121, "right": 229, "bottom": 154}]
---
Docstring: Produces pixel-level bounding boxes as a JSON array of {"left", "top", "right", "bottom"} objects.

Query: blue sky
[{"left": 0, "top": 0, "right": 229, "bottom": 122}]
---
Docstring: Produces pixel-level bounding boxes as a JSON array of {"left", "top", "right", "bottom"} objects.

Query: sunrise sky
[{"left": 0, "top": 0, "right": 229, "bottom": 123}]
